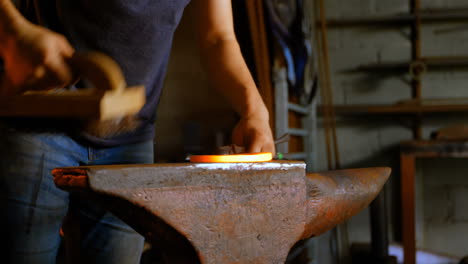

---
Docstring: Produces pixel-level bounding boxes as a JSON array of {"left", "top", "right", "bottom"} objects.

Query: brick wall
[{"left": 316, "top": 0, "right": 468, "bottom": 259}]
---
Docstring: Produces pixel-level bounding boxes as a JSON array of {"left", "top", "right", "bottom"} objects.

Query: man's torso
[{"left": 15, "top": 0, "right": 192, "bottom": 146}]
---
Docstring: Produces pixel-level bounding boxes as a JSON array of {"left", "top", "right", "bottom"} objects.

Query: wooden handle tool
[{"left": 0, "top": 52, "right": 145, "bottom": 121}]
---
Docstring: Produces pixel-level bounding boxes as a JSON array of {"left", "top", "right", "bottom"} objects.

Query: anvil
[{"left": 53, "top": 161, "right": 390, "bottom": 263}]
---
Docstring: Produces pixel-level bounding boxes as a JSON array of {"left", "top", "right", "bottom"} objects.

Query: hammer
[{"left": 0, "top": 52, "right": 146, "bottom": 137}]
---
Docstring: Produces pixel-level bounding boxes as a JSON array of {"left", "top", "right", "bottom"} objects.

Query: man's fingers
[
  {"left": 261, "top": 141, "right": 276, "bottom": 156},
  {"left": 57, "top": 35, "right": 75, "bottom": 57},
  {"left": 22, "top": 71, "right": 62, "bottom": 91},
  {"left": 47, "top": 57, "right": 74, "bottom": 86},
  {"left": 28, "top": 54, "right": 75, "bottom": 90},
  {"left": 232, "top": 117, "right": 276, "bottom": 155},
  {"left": 61, "top": 42, "right": 75, "bottom": 57},
  {"left": 32, "top": 66, "right": 47, "bottom": 80},
  {"left": 247, "top": 139, "right": 276, "bottom": 155},
  {"left": 21, "top": 64, "right": 71, "bottom": 92},
  {"left": 246, "top": 133, "right": 270, "bottom": 154},
  {"left": 246, "top": 139, "right": 263, "bottom": 153},
  {"left": 31, "top": 36, "right": 75, "bottom": 89}
]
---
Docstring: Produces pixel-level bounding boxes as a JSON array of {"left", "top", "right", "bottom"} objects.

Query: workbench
[{"left": 400, "top": 140, "right": 468, "bottom": 264}]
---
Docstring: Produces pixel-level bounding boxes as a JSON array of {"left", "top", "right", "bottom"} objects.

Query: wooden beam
[
  {"left": 400, "top": 153, "right": 416, "bottom": 264},
  {"left": 245, "top": 0, "right": 275, "bottom": 133}
]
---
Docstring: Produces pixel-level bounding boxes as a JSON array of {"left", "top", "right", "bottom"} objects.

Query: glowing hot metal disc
[{"left": 189, "top": 152, "right": 273, "bottom": 163}]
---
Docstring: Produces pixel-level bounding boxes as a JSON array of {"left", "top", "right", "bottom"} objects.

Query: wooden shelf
[
  {"left": 319, "top": 98, "right": 468, "bottom": 115},
  {"left": 319, "top": 9, "right": 468, "bottom": 27},
  {"left": 400, "top": 139, "right": 468, "bottom": 156},
  {"left": 354, "top": 56, "right": 468, "bottom": 72}
]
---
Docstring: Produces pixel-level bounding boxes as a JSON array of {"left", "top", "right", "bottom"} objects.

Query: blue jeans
[{"left": 0, "top": 125, "right": 153, "bottom": 264}]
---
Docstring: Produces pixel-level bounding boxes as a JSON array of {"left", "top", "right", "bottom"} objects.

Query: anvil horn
[{"left": 302, "top": 167, "right": 391, "bottom": 239}]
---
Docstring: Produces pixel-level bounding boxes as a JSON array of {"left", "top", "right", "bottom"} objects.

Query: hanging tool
[{"left": 264, "top": 0, "right": 318, "bottom": 105}]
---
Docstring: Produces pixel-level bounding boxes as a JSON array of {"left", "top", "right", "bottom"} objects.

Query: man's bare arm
[
  {"left": 0, "top": 0, "right": 74, "bottom": 94},
  {"left": 194, "top": 0, "right": 275, "bottom": 154},
  {"left": 0, "top": 0, "right": 25, "bottom": 56}
]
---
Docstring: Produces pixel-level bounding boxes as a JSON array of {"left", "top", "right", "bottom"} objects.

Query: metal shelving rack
[{"left": 318, "top": 3, "right": 468, "bottom": 140}]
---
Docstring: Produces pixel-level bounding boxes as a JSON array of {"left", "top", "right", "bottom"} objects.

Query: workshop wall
[
  {"left": 155, "top": 3, "right": 237, "bottom": 162},
  {"left": 317, "top": 0, "right": 468, "bottom": 259}
]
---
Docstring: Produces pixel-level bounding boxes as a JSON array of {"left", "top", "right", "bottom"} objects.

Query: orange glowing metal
[{"left": 190, "top": 152, "right": 273, "bottom": 163}]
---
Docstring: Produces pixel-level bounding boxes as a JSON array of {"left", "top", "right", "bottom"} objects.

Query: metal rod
[
  {"left": 283, "top": 152, "right": 307, "bottom": 160},
  {"left": 318, "top": 0, "right": 341, "bottom": 170},
  {"left": 287, "top": 128, "right": 309, "bottom": 137},
  {"left": 315, "top": 0, "right": 333, "bottom": 170},
  {"left": 370, "top": 190, "right": 390, "bottom": 260}
]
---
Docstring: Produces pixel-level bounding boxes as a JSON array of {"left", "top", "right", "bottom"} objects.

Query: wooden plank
[{"left": 400, "top": 153, "right": 416, "bottom": 264}]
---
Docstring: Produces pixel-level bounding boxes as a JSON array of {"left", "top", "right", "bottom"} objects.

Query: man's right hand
[{"left": 0, "top": 20, "right": 75, "bottom": 96}]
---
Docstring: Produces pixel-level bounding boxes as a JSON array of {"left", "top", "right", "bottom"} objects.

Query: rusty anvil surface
[{"left": 53, "top": 161, "right": 390, "bottom": 264}]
